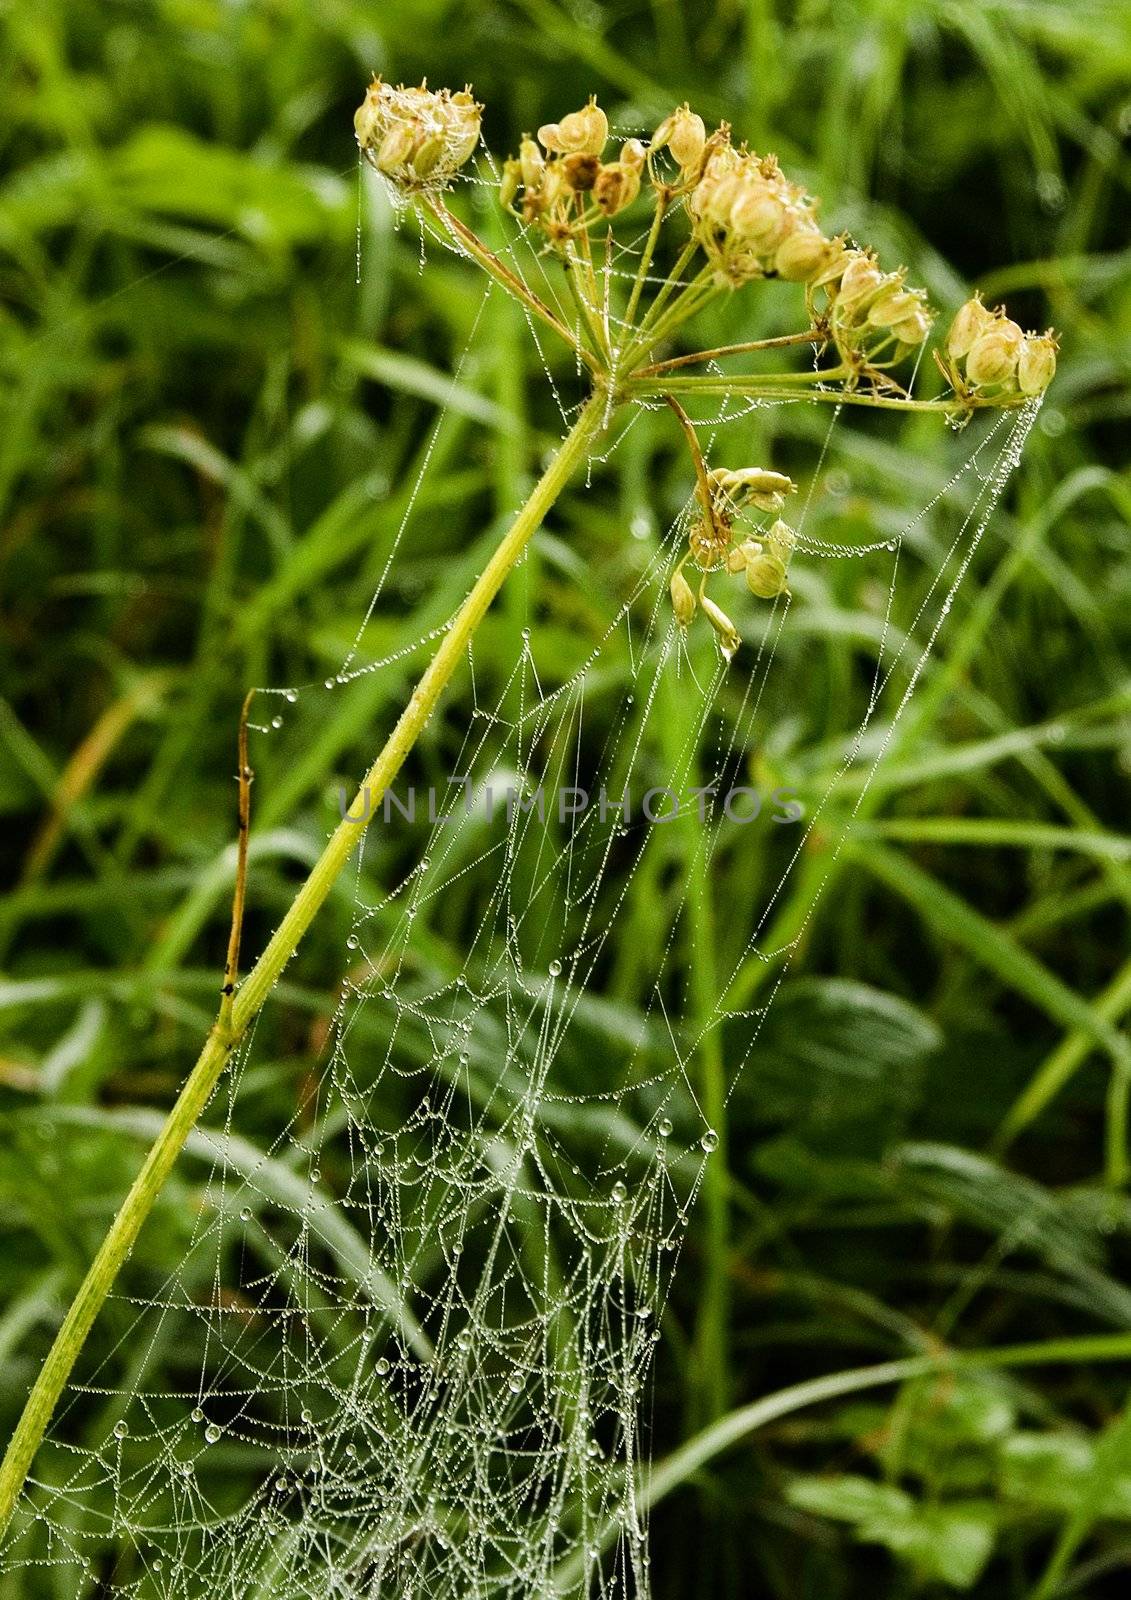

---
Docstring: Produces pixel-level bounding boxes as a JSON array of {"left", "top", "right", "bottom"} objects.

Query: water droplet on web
[
  {"left": 521, "top": 627, "right": 531, "bottom": 642},
  {"left": 239, "top": 1206, "right": 251, "bottom": 1222},
  {"left": 324, "top": 678, "right": 336, "bottom": 690},
  {"left": 658, "top": 1117, "right": 673, "bottom": 1138},
  {"left": 346, "top": 934, "right": 359, "bottom": 951},
  {"left": 611, "top": 1180, "right": 628, "bottom": 1204},
  {"left": 191, "top": 1407, "right": 204, "bottom": 1423},
  {"left": 204, "top": 1423, "right": 221, "bottom": 1444},
  {"left": 270, "top": 715, "right": 283, "bottom": 730},
  {"left": 375, "top": 1357, "right": 391, "bottom": 1376},
  {"left": 508, "top": 1371, "right": 523, "bottom": 1394},
  {"left": 310, "top": 1167, "right": 321, "bottom": 1183},
  {"left": 345, "top": 1442, "right": 357, "bottom": 1458},
  {"left": 586, "top": 1438, "right": 602, "bottom": 1458},
  {"left": 284, "top": 689, "right": 298, "bottom": 703},
  {"left": 548, "top": 959, "right": 562, "bottom": 977},
  {"left": 700, "top": 1128, "right": 719, "bottom": 1153},
  {"left": 113, "top": 1420, "right": 128, "bottom": 1439}
]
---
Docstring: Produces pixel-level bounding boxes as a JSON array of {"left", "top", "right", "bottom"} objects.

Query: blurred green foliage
[{"left": 2, "top": 0, "right": 1131, "bottom": 1595}]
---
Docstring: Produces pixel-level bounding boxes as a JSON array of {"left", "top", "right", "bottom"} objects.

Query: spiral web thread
[{"left": 0, "top": 154, "right": 1041, "bottom": 1598}]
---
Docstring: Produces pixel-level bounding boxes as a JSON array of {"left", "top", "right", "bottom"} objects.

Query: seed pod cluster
[
  {"left": 825, "top": 250, "right": 933, "bottom": 363},
  {"left": 354, "top": 78, "right": 482, "bottom": 189},
  {"left": 689, "top": 145, "right": 829, "bottom": 286},
  {"left": 501, "top": 98, "right": 644, "bottom": 228},
  {"left": 944, "top": 295, "right": 1057, "bottom": 398}
]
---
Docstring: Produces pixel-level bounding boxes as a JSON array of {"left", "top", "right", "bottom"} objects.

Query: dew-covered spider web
[{"left": 1, "top": 141, "right": 1042, "bottom": 1599}]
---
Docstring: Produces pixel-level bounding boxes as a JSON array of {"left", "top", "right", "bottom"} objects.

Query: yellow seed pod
[
  {"left": 725, "top": 541, "right": 757, "bottom": 574},
  {"left": 745, "top": 553, "right": 789, "bottom": 599},
  {"left": 537, "top": 121, "right": 564, "bottom": 153},
  {"left": 412, "top": 132, "right": 446, "bottom": 178},
  {"left": 620, "top": 138, "right": 647, "bottom": 174},
  {"left": 700, "top": 593, "right": 742, "bottom": 657},
  {"left": 965, "top": 318, "right": 1024, "bottom": 387},
  {"left": 730, "top": 184, "right": 790, "bottom": 251},
  {"left": 946, "top": 295, "right": 994, "bottom": 359},
  {"left": 519, "top": 137, "right": 544, "bottom": 191},
  {"left": 354, "top": 95, "right": 382, "bottom": 148},
  {"left": 1017, "top": 332, "right": 1057, "bottom": 395},
  {"left": 670, "top": 569, "right": 697, "bottom": 627},
  {"left": 774, "top": 227, "right": 833, "bottom": 283},
  {"left": 893, "top": 308, "right": 932, "bottom": 347},
  {"left": 375, "top": 122, "right": 416, "bottom": 175},
  {"left": 499, "top": 157, "right": 521, "bottom": 209},
  {"left": 652, "top": 104, "right": 707, "bottom": 172},
  {"left": 766, "top": 519, "right": 796, "bottom": 563},
  {"left": 711, "top": 466, "right": 788, "bottom": 495},
  {"left": 866, "top": 283, "right": 917, "bottom": 328},
  {"left": 554, "top": 97, "right": 609, "bottom": 157},
  {"left": 835, "top": 253, "right": 885, "bottom": 320}
]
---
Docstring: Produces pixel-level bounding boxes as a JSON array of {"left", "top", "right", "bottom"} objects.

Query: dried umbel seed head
[
  {"left": 1017, "top": 331, "right": 1058, "bottom": 395},
  {"left": 355, "top": 79, "right": 482, "bottom": 190},
  {"left": 538, "top": 97, "right": 609, "bottom": 158},
  {"left": 943, "top": 302, "right": 1057, "bottom": 401},
  {"left": 653, "top": 104, "right": 707, "bottom": 175},
  {"left": 670, "top": 569, "right": 697, "bottom": 627},
  {"left": 690, "top": 143, "right": 819, "bottom": 287}
]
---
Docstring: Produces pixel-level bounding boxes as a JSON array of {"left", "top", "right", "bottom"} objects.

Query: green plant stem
[
  {"left": 636, "top": 328, "right": 828, "bottom": 375},
  {"left": 623, "top": 192, "right": 668, "bottom": 331},
  {"left": 629, "top": 375, "right": 1025, "bottom": 414},
  {"left": 0, "top": 387, "right": 610, "bottom": 1539}
]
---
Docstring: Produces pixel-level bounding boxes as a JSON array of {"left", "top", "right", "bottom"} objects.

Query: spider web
[{"left": 0, "top": 151, "right": 1042, "bottom": 1599}]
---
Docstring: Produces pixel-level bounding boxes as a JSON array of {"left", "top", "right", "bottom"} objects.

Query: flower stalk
[{"left": 0, "top": 75, "right": 1059, "bottom": 1524}]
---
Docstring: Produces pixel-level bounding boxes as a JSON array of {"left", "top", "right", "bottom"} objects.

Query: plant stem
[
  {"left": 629, "top": 375, "right": 1023, "bottom": 414},
  {"left": 0, "top": 387, "right": 610, "bottom": 1538},
  {"left": 623, "top": 193, "right": 668, "bottom": 331},
  {"left": 636, "top": 328, "right": 828, "bottom": 376}
]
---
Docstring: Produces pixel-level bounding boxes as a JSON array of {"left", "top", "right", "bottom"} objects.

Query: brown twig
[{"left": 218, "top": 689, "right": 255, "bottom": 1038}]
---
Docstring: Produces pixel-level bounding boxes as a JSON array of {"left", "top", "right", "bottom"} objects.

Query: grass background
[{"left": 2, "top": 0, "right": 1131, "bottom": 1594}]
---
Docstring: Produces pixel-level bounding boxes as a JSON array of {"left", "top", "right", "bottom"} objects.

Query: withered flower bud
[
  {"left": 594, "top": 161, "right": 641, "bottom": 216},
  {"left": 562, "top": 152, "right": 600, "bottom": 192}
]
